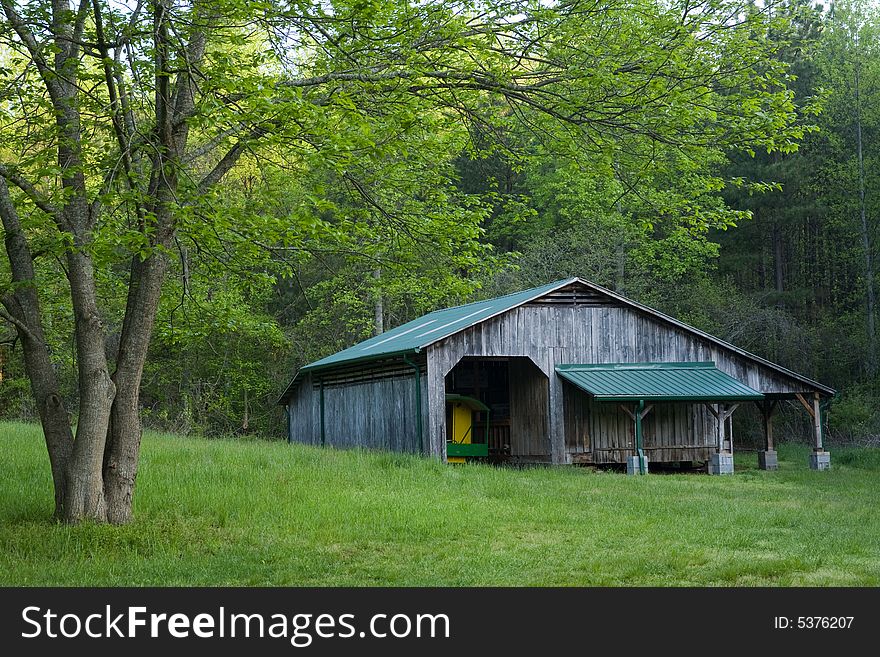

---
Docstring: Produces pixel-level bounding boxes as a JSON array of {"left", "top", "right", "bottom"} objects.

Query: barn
[{"left": 279, "top": 278, "right": 834, "bottom": 474}]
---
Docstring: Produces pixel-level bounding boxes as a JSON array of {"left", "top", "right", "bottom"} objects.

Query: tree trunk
[
  {"left": 0, "top": 0, "right": 211, "bottom": 524},
  {"left": 615, "top": 239, "right": 626, "bottom": 294},
  {"left": 63, "top": 245, "right": 116, "bottom": 523},
  {"left": 103, "top": 251, "right": 169, "bottom": 524},
  {"left": 0, "top": 178, "right": 73, "bottom": 518},
  {"left": 46, "top": 1, "right": 118, "bottom": 523},
  {"left": 773, "top": 221, "right": 784, "bottom": 301},
  {"left": 101, "top": 3, "right": 207, "bottom": 523},
  {"left": 855, "top": 63, "right": 877, "bottom": 375},
  {"left": 373, "top": 269, "right": 384, "bottom": 336}
]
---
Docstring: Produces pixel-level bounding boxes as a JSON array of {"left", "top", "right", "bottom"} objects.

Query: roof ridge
[
  {"left": 289, "top": 278, "right": 575, "bottom": 377},
  {"left": 422, "top": 277, "right": 576, "bottom": 316},
  {"left": 558, "top": 361, "right": 715, "bottom": 369}
]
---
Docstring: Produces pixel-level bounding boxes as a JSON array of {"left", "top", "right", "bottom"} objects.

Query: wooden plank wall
[
  {"left": 288, "top": 372, "right": 317, "bottom": 444},
  {"left": 563, "top": 380, "right": 590, "bottom": 454},
  {"left": 508, "top": 358, "right": 550, "bottom": 457},
  {"left": 286, "top": 359, "right": 429, "bottom": 453},
  {"left": 426, "top": 301, "right": 813, "bottom": 464},
  {"left": 566, "top": 390, "right": 717, "bottom": 463}
]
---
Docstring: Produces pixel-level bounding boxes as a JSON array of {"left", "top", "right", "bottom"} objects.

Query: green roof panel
[
  {"left": 300, "top": 279, "right": 569, "bottom": 372},
  {"left": 556, "top": 362, "right": 764, "bottom": 402}
]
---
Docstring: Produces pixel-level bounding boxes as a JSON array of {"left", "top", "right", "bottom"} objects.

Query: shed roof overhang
[{"left": 555, "top": 362, "right": 765, "bottom": 402}]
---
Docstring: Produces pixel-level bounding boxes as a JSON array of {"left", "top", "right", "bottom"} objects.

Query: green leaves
[{"left": 0, "top": 0, "right": 826, "bottom": 437}]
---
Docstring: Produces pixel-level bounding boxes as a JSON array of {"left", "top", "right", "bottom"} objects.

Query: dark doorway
[
  {"left": 445, "top": 357, "right": 550, "bottom": 460},
  {"left": 446, "top": 358, "right": 509, "bottom": 455}
]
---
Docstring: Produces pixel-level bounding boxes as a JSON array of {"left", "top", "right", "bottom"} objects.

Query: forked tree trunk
[
  {"left": 99, "top": 1, "right": 204, "bottom": 523},
  {"left": 373, "top": 269, "right": 384, "bottom": 336},
  {"left": 2, "top": 0, "right": 220, "bottom": 525},
  {"left": 62, "top": 242, "right": 117, "bottom": 523}
]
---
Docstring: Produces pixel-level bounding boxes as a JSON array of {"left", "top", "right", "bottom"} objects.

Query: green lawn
[{"left": 1, "top": 420, "right": 878, "bottom": 586}]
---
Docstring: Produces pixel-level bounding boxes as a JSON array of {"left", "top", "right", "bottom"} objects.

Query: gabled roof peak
[
  {"left": 279, "top": 276, "right": 834, "bottom": 401},
  {"left": 298, "top": 278, "right": 578, "bottom": 373}
]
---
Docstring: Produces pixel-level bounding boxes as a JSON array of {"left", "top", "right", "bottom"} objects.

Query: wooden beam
[
  {"left": 756, "top": 399, "right": 778, "bottom": 418},
  {"left": 618, "top": 403, "right": 652, "bottom": 421},
  {"left": 719, "top": 403, "right": 739, "bottom": 423},
  {"left": 812, "top": 392, "right": 823, "bottom": 451},
  {"left": 705, "top": 403, "right": 740, "bottom": 453},
  {"left": 795, "top": 393, "right": 815, "bottom": 418}
]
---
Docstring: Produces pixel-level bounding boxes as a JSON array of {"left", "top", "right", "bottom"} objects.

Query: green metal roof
[
  {"left": 556, "top": 362, "right": 765, "bottom": 402},
  {"left": 300, "top": 279, "right": 569, "bottom": 372},
  {"left": 279, "top": 276, "right": 834, "bottom": 403}
]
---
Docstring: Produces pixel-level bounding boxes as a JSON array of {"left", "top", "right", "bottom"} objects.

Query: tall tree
[{"left": 816, "top": 0, "right": 880, "bottom": 376}]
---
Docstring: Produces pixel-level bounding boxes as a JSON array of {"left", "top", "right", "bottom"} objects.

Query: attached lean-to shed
[{"left": 279, "top": 278, "right": 834, "bottom": 474}]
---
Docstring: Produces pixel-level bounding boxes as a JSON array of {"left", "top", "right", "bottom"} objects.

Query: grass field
[{"left": 1, "top": 420, "right": 879, "bottom": 586}]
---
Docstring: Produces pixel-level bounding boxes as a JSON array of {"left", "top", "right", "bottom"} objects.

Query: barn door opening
[{"left": 445, "top": 357, "right": 550, "bottom": 462}]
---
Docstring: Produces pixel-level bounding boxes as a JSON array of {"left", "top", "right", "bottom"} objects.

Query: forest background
[{"left": 3, "top": 0, "right": 879, "bottom": 461}]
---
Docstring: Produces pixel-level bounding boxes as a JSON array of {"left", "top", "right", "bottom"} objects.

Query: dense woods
[{"left": 1, "top": 0, "right": 879, "bottom": 522}]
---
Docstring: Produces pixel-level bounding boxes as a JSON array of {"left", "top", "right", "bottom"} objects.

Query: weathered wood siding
[
  {"left": 640, "top": 401, "right": 716, "bottom": 463},
  {"left": 563, "top": 378, "right": 590, "bottom": 454},
  {"left": 509, "top": 358, "right": 550, "bottom": 457},
  {"left": 288, "top": 371, "right": 316, "bottom": 444},
  {"left": 563, "top": 379, "right": 717, "bottom": 463},
  {"left": 287, "top": 358, "right": 429, "bottom": 453},
  {"left": 426, "top": 301, "right": 817, "bottom": 464}
]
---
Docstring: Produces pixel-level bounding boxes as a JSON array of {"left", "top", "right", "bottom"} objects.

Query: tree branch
[
  {"left": 196, "top": 141, "right": 247, "bottom": 193},
  {"left": 92, "top": 0, "right": 135, "bottom": 181},
  {"left": 0, "top": 1, "right": 56, "bottom": 96},
  {"left": 0, "top": 164, "right": 61, "bottom": 218},
  {"left": 0, "top": 302, "right": 39, "bottom": 344}
]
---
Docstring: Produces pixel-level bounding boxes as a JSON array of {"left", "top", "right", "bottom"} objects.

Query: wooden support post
[
  {"left": 426, "top": 352, "right": 448, "bottom": 460},
  {"left": 761, "top": 400, "right": 777, "bottom": 451},
  {"left": 795, "top": 391, "right": 831, "bottom": 470},
  {"left": 703, "top": 403, "right": 727, "bottom": 452},
  {"left": 756, "top": 399, "right": 778, "bottom": 470},
  {"left": 707, "top": 402, "right": 738, "bottom": 474},
  {"left": 635, "top": 400, "right": 645, "bottom": 473},
  {"left": 622, "top": 401, "right": 653, "bottom": 475},
  {"left": 547, "top": 363, "right": 566, "bottom": 464},
  {"left": 722, "top": 405, "right": 738, "bottom": 450}
]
